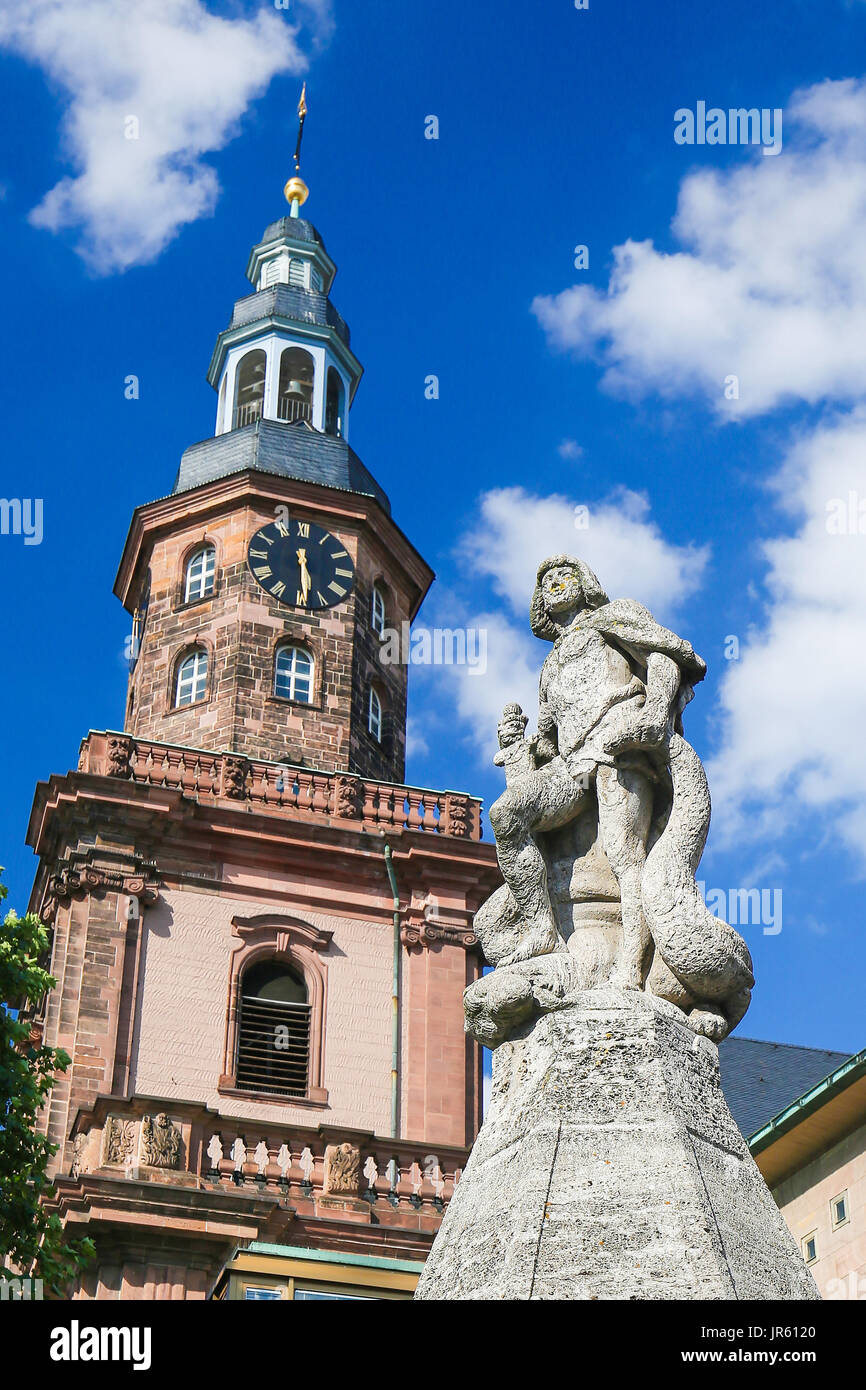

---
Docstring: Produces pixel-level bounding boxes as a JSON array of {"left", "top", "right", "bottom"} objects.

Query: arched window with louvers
[{"left": 235, "top": 959, "right": 312, "bottom": 1098}]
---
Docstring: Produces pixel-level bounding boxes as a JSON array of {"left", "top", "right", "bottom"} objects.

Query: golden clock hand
[{"left": 296, "top": 547, "right": 311, "bottom": 599}]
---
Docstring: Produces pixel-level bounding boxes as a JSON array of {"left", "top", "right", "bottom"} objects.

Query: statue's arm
[
  {"left": 602, "top": 651, "right": 680, "bottom": 755},
  {"left": 643, "top": 651, "right": 680, "bottom": 731}
]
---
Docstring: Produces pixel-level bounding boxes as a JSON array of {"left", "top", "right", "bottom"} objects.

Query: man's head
[{"left": 530, "top": 555, "right": 608, "bottom": 640}]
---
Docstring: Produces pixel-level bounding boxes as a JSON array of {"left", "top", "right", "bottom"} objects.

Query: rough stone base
[{"left": 415, "top": 989, "right": 819, "bottom": 1300}]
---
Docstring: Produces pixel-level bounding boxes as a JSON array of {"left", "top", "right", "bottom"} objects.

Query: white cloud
[
  {"left": 707, "top": 411, "right": 866, "bottom": 863},
  {"left": 415, "top": 486, "right": 709, "bottom": 762},
  {"left": 557, "top": 438, "right": 584, "bottom": 460},
  {"left": 533, "top": 78, "right": 866, "bottom": 418},
  {"left": 459, "top": 485, "right": 708, "bottom": 624},
  {"left": 0, "top": 0, "right": 325, "bottom": 273}
]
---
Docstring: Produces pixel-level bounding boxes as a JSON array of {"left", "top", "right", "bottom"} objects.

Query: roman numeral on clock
[{"left": 253, "top": 565, "right": 272, "bottom": 579}]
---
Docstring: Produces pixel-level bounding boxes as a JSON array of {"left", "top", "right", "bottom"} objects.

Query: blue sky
[{"left": 2, "top": 0, "right": 866, "bottom": 1053}]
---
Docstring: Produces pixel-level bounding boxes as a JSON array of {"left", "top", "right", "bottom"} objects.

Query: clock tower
[
  {"left": 25, "top": 155, "right": 501, "bottom": 1300},
  {"left": 118, "top": 195, "right": 423, "bottom": 784}
]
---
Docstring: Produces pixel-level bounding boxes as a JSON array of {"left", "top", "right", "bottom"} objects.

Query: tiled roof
[
  {"left": 718, "top": 1036, "right": 851, "bottom": 1138},
  {"left": 172, "top": 419, "right": 390, "bottom": 513},
  {"left": 229, "top": 284, "right": 350, "bottom": 345},
  {"left": 259, "top": 217, "right": 324, "bottom": 249}
]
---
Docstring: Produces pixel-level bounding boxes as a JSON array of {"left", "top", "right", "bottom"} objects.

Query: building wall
[
  {"left": 130, "top": 887, "right": 395, "bottom": 1135},
  {"left": 772, "top": 1123, "right": 866, "bottom": 1299}
]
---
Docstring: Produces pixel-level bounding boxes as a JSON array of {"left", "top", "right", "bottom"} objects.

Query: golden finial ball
[{"left": 284, "top": 176, "right": 309, "bottom": 207}]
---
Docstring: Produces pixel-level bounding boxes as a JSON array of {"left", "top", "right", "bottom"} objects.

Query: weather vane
[{"left": 284, "top": 83, "right": 309, "bottom": 216}]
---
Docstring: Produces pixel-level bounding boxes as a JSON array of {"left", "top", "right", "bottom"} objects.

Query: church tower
[
  {"left": 24, "top": 128, "right": 499, "bottom": 1301},
  {"left": 118, "top": 184, "right": 419, "bottom": 784}
]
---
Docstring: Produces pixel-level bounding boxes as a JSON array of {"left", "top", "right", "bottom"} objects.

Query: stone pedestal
[{"left": 415, "top": 989, "right": 819, "bottom": 1300}]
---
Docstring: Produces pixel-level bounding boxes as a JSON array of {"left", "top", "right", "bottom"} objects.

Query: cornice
[{"left": 113, "top": 468, "right": 434, "bottom": 618}]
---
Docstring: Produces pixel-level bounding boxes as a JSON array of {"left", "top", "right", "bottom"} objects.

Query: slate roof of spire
[
  {"left": 172, "top": 418, "right": 390, "bottom": 513},
  {"left": 258, "top": 217, "right": 325, "bottom": 248},
  {"left": 719, "top": 1036, "right": 852, "bottom": 1138}
]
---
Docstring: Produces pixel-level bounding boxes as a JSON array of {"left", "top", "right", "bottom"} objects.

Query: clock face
[{"left": 247, "top": 518, "right": 355, "bottom": 611}]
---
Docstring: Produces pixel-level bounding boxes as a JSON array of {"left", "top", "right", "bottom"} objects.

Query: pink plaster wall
[
  {"left": 773, "top": 1122, "right": 866, "bottom": 1300},
  {"left": 130, "top": 888, "right": 394, "bottom": 1134}
]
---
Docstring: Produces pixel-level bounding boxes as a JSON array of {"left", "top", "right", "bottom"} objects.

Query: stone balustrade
[
  {"left": 77, "top": 730, "right": 482, "bottom": 839},
  {"left": 69, "top": 1097, "right": 468, "bottom": 1233}
]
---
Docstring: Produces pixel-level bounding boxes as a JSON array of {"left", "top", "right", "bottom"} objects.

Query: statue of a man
[{"left": 472, "top": 554, "right": 753, "bottom": 1043}]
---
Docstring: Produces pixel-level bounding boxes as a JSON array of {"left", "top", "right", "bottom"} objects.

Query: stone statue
[
  {"left": 416, "top": 554, "right": 819, "bottom": 1302},
  {"left": 467, "top": 554, "right": 753, "bottom": 1046}
]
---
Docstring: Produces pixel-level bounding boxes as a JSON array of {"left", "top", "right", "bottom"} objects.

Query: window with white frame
[
  {"left": 275, "top": 644, "right": 314, "bottom": 703},
  {"left": 175, "top": 648, "right": 208, "bottom": 707},
  {"left": 368, "top": 688, "right": 382, "bottom": 742},
  {"left": 371, "top": 584, "right": 386, "bottom": 636},
  {"left": 184, "top": 544, "right": 215, "bottom": 602},
  {"left": 831, "top": 1192, "right": 849, "bottom": 1229},
  {"left": 802, "top": 1231, "right": 817, "bottom": 1265}
]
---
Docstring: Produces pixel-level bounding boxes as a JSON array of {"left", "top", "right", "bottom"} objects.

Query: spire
[{"left": 284, "top": 83, "right": 309, "bottom": 218}]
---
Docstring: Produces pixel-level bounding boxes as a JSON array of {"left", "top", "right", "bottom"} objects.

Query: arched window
[
  {"left": 368, "top": 688, "right": 383, "bottom": 742},
  {"left": 175, "top": 648, "right": 208, "bottom": 707},
  {"left": 277, "top": 346, "right": 315, "bottom": 425},
  {"left": 325, "top": 366, "right": 344, "bottom": 437},
  {"left": 236, "top": 959, "right": 311, "bottom": 1097},
  {"left": 371, "top": 583, "right": 386, "bottom": 636},
  {"left": 184, "top": 544, "right": 215, "bottom": 602},
  {"left": 263, "top": 257, "right": 283, "bottom": 287},
  {"left": 275, "top": 644, "right": 314, "bottom": 703},
  {"left": 288, "top": 258, "right": 308, "bottom": 287},
  {"left": 233, "top": 348, "right": 266, "bottom": 429}
]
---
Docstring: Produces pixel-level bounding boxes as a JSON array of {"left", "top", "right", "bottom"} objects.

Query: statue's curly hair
[{"left": 529, "top": 554, "right": 609, "bottom": 641}]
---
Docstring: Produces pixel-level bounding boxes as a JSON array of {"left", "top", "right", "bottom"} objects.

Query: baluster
[
  {"left": 378, "top": 785, "right": 396, "bottom": 828},
  {"left": 206, "top": 1133, "right": 223, "bottom": 1178},
  {"left": 406, "top": 791, "right": 424, "bottom": 831},
  {"left": 393, "top": 1154, "right": 416, "bottom": 1211},
  {"left": 312, "top": 775, "right": 330, "bottom": 814},
  {"left": 362, "top": 1154, "right": 378, "bottom": 1206},
  {"left": 286, "top": 1144, "right": 309, "bottom": 1203},
  {"left": 230, "top": 1136, "right": 247, "bottom": 1183},
  {"left": 362, "top": 782, "right": 378, "bottom": 825},
  {"left": 181, "top": 754, "right": 197, "bottom": 795}
]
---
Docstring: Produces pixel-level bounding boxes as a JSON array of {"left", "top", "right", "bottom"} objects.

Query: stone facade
[{"left": 117, "top": 472, "right": 431, "bottom": 783}]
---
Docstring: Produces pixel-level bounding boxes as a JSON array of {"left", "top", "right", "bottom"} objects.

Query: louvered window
[
  {"left": 264, "top": 258, "right": 283, "bottom": 287},
  {"left": 236, "top": 960, "right": 311, "bottom": 1097},
  {"left": 288, "top": 258, "right": 308, "bottom": 287}
]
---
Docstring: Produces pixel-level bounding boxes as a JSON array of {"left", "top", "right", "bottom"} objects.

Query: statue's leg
[
  {"left": 488, "top": 758, "right": 588, "bottom": 966},
  {"left": 596, "top": 765, "right": 653, "bottom": 989}
]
